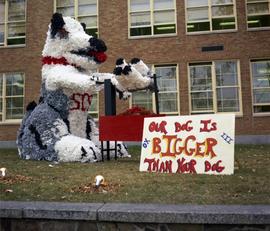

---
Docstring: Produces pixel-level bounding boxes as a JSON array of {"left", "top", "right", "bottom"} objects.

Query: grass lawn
[{"left": 0, "top": 145, "right": 270, "bottom": 204}]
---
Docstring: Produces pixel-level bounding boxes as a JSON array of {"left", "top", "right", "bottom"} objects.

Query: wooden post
[{"left": 103, "top": 79, "right": 117, "bottom": 160}]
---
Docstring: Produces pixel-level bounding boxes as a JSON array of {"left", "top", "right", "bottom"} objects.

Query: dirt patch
[
  {"left": 71, "top": 183, "right": 121, "bottom": 194},
  {"left": 0, "top": 175, "right": 32, "bottom": 185}
]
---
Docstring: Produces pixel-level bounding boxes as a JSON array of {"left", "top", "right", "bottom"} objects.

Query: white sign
[{"left": 140, "top": 114, "right": 235, "bottom": 175}]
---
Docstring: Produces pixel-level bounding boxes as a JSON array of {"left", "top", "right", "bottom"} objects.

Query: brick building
[{"left": 0, "top": 0, "right": 270, "bottom": 146}]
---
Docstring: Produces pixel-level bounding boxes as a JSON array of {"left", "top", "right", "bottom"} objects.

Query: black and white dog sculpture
[{"left": 17, "top": 13, "right": 153, "bottom": 163}]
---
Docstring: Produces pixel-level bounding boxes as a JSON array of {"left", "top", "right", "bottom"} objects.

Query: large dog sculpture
[{"left": 17, "top": 13, "right": 153, "bottom": 163}]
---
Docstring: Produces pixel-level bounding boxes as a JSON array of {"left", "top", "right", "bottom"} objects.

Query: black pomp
[
  {"left": 130, "top": 58, "right": 140, "bottom": 64},
  {"left": 26, "top": 101, "right": 37, "bottom": 111},
  {"left": 115, "top": 58, "right": 124, "bottom": 66},
  {"left": 89, "top": 37, "right": 107, "bottom": 52},
  {"left": 81, "top": 23, "right": 86, "bottom": 32},
  {"left": 51, "top": 13, "right": 65, "bottom": 38}
]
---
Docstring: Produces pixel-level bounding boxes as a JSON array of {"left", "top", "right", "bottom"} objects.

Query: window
[
  {"left": 251, "top": 59, "right": 270, "bottom": 114},
  {"left": 131, "top": 64, "right": 179, "bottom": 115},
  {"left": 0, "top": 73, "right": 25, "bottom": 122},
  {"left": 0, "top": 0, "right": 26, "bottom": 47},
  {"left": 185, "top": 0, "right": 236, "bottom": 33},
  {"left": 247, "top": 0, "right": 270, "bottom": 29},
  {"left": 55, "top": 0, "right": 98, "bottom": 37},
  {"left": 189, "top": 60, "right": 241, "bottom": 114},
  {"left": 129, "top": 0, "right": 176, "bottom": 37},
  {"left": 89, "top": 93, "right": 99, "bottom": 119}
]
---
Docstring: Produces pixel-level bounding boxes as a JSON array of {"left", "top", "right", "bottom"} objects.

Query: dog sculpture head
[{"left": 42, "top": 13, "right": 107, "bottom": 71}]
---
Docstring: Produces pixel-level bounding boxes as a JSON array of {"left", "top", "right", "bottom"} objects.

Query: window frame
[
  {"left": 88, "top": 92, "right": 99, "bottom": 120},
  {"left": 128, "top": 0, "right": 177, "bottom": 39},
  {"left": 0, "top": 0, "right": 27, "bottom": 48},
  {"left": 130, "top": 64, "right": 180, "bottom": 115},
  {"left": 188, "top": 60, "right": 243, "bottom": 116},
  {"left": 185, "top": 0, "right": 238, "bottom": 35},
  {"left": 246, "top": 0, "right": 270, "bottom": 31},
  {"left": 250, "top": 58, "right": 270, "bottom": 116},
  {"left": 0, "top": 72, "right": 25, "bottom": 124},
  {"left": 54, "top": 0, "right": 99, "bottom": 37}
]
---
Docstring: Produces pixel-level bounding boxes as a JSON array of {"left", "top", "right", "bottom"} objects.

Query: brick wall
[{"left": 0, "top": 0, "right": 270, "bottom": 141}]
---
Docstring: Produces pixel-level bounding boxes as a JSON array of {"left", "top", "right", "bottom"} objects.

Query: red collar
[{"left": 42, "top": 56, "right": 75, "bottom": 67}]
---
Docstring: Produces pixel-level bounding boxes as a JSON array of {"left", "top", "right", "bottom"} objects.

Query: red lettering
[
  {"left": 204, "top": 160, "right": 225, "bottom": 173},
  {"left": 159, "top": 160, "right": 172, "bottom": 173},
  {"left": 148, "top": 121, "right": 168, "bottom": 134},
  {"left": 144, "top": 158, "right": 155, "bottom": 172},
  {"left": 144, "top": 158, "right": 172, "bottom": 173},
  {"left": 184, "top": 135, "right": 196, "bottom": 156},
  {"left": 161, "top": 135, "right": 177, "bottom": 157},
  {"left": 177, "top": 158, "right": 197, "bottom": 174},
  {"left": 70, "top": 93, "right": 81, "bottom": 111},
  {"left": 175, "top": 120, "right": 193, "bottom": 132},
  {"left": 174, "top": 138, "right": 184, "bottom": 155},
  {"left": 81, "top": 93, "right": 92, "bottom": 111},
  {"left": 205, "top": 161, "right": 212, "bottom": 172},
  {"left": 205, "top": 138, "right": 218, "bottom": 159},
  {"left": 200, "top": 120, "right": 217, "bottom": 132},
  {"left": 194, "top": 141, "right": 206, "bottom": 157},
  {"left": 152, "top": 137, "right": 161, "bottom": 154},
  {"left": 70, "top": 93, "right": 93, "bottom": 112}
]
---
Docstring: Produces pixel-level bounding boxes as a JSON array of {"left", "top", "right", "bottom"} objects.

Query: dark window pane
[
  {"left": 248, "top": 15, "right": 270, "bottom": 28},
  {"left": 86, "top": 28, "right": 98, "bottom": 37},
  {"left": 7, "top": 37, "right": 25, "bottom": 45},
  {"left": 254, "top": 105, "right": 270, "bottom": 113},
  {"left": 212, "top": 17, "right": 236, "bottom": 30},
  {"left": 187, "top": 21, "right": 210, "bottom": 32},
  {"left": 130, "top": 27, "right": 151, "bottom": 36},
  {"left": 154, "top": 24, "right": 176, "bottom": 34}
]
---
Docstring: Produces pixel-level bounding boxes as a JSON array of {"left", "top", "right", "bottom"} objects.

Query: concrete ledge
[
  {"left": 235, "top": 135, "right": 270, "bottom": 144},
  {"left": 0, "top": 141, "right": 17, "bottom": 149},
  {"left": 1, "top": 201, "right": 270, "bottom": 225},
  {"left": 0, "top": 201, "right": 103, "bottom": 221},
  {"left": 98, "top": 203, "right": 270, "bottom": 224}
]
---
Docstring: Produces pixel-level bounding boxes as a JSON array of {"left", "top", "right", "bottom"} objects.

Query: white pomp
[
  {"left": 95, "top": 175, "right": 104, "bottom": 187},
  {"left": 0, "top": 167, "right": 7, "bottom": 177}
]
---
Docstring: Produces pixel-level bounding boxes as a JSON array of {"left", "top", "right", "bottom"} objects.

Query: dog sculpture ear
[
  {"left": 81, "top": 23, "right": 86, "bottom": 32},
  {"left": 50, "top": 13, "right": 67, "bottom": 38}
]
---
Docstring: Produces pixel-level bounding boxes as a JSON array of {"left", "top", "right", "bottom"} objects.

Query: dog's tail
[
  {"left": 26, "top": 101, "right": 37, "bottom": 112},
  {"left": 17, "top": 101, "right": 37, "bottom": 153}
]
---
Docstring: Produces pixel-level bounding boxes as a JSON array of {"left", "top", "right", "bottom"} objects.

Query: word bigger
[{"left": 152, "top": 135, "right": 217, "bottom": 159}]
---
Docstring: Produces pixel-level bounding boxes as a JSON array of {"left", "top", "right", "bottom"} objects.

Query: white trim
[
  {"left": 185, "top": 0, "right": 237, "bottom": 34},
  {"left": 0, "top": 72, "right": 25, "bottom": 123},
  {"left": 54, "top": 0, "right": 98, "bottom": 36},
  {"left": 0, "top": 0, "right": 26, "bottom": 47},
  {"left": 246, "top": 0, "right": 270, "bottom": 30},
  {"left": 128, "top": 0, "right": 177, "bottom": 38},
  {"left": 249, "top": 58, "right": 270, "bottom": 116},
  {"left": 188, "top": 60, "right": 243, "bottom": 116}
]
